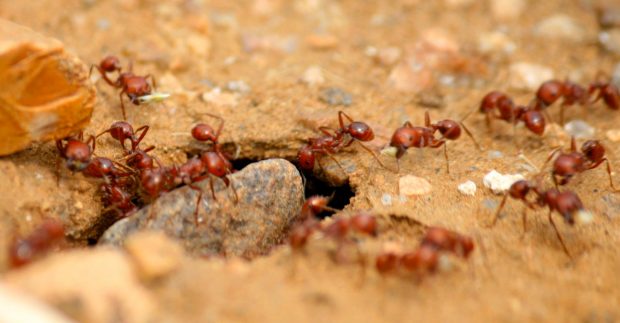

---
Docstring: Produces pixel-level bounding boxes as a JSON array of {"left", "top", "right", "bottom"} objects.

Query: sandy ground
[{"left": 1, "top": 0, "right": 620, "bottom": 322}]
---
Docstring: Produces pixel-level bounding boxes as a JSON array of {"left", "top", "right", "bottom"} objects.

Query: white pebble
[
  {"left": 606, "top": 129, "right": 620, "bottom": 142},
  {"left": 399, "top": 175, "right": 432, "bottom": 196},
  {"left": 457, "top": 180, "right": 477, "bottom": 196},
  {"left": 575, "top": 210, "right": 594, "bottom": 225},
  {"left": 483, "top": 170, "right": 525, "bottom": 195},
  {"left": 534, "top": 14, "right": 586, "bottom": 43},
  {"left": 563, "top": 120, "right": 595, "bottom": 139},
  {"left": 478, "top": 31, "right": 516, "bottom": 54},
  {"left": 490, "top": 0, "right": 525, "bottom": 20},
  {"left": 381, "top": 193, "right": 393, "bottom": 206},
  {"left": 509, "top": 62, "right": 554, "bottom": 91},
  {"left": 300, "top": 66, "right": 325, "bottom": 85}
]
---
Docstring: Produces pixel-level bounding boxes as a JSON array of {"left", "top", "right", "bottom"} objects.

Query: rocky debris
[
  {"left": 0, "top": 283, "right": 75, "bottom": 323},
  {"left": 490, "top": 0, "right": 525, "bottom": 20},
  {"left": 399, "top": 175, "right": 432, "bottom": 196},
  {"left": 606, "top": 129, "right": 620, "bottom": 142},
  {"left": 5, "top": 248, "right": 154, "bottom": 323},
  {"left": 0, "top": 19, "right": 96, "bottom": 156},
  {"left": 478, "top": 31, "right": 516, "bottom": 54},
  {"left": 598, "top": 29, "right": 620, "bottom": 56},
  {"left": 534, "top": 14, "right": 586, "bottom": 43},
  {"left": 201, "top": 88, "right": 239, "bottom": 107},
  {"left": 305, "top": 33, "right": 339, "bottom": 50},
  {"left": 124, "top": 231, "right": 184, "bottom": 282},
  {"left": 508, "top": 62, "right": 554, "bottom": 91},
  {"left": 100, "top": 159, "right": 304, "bottom": 259},
  {"left": 388, "top": 63, "right": 435, "bottom": 93},
  {"left": 457, "top": 180, "right": 477, "bottom": 196},
  {"left": 563, "top": 120, "right": 595, "bottom": 139},
  {"left": 372, "top": 47, "right": 402, "bottom": 66},
  {"left": 483, "top": 170, "right": 524, "bottom": 194},
  {"left": 225, "top": 80, "right": 251, "bottom": 94},
  {"left": 301, "top": 66, "right": 325, "bottom": 85},
  {"left": 319, "top": 87, "right": 353, "bottom": 106}
]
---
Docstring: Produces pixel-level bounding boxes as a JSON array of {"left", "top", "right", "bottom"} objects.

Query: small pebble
[
  {"left": 375, "top": 47, "right": 402, "bottom": 66},
  {"left": 381, "top": 193, "right": 393, "bottom": 206},
  {"left": 487, "top": 150, "right": 503, "bottom": 159},
  {"left": 201, "top": 88, "right": 238, "bottom": 107},
  {"left": 509, "top": 62, "right": 554, "bottom": 91},
  {"left": 399, "top": 175, "right": 432, "bottom": 196},
  {"left": 599, "top": 29, "right": 620, "bottom": 56},
  {"left": 490, "top": 0, "right": 525, "bottom": 20},
  {"left": 478, "top": 31, "right": 516, "bottom": 54},
  {"left": 457, "top": 180, "right": 477, "bottom": 196},
  {"left": 319, "top": 87, "right": 353, "bottom": 106},
  {"left": 226, "top": 80, "right": 251, "bottom": 93},
  {"left": 483, "top": 170, "right": 524, "bottom": 195},
  {"left": 305, "top": 34, "right": 339, "bottom": 50},
  {"left": 301, "top": 66, "right": 325, "bottom": 85},
  {"left": 534, "top": 14, "right": 586, "bottom": 43},
  {"left": 606, "top": 129, "right": 620, "bottom": 142},
  {"left": 124, "top": 231, "right": 184, "bottom": 281},
  {"left": 563, "top": 120, "right": 595, "bottom": 139},
  {"left": 388, "top": 63, "right": 434, "bottom": 93}
]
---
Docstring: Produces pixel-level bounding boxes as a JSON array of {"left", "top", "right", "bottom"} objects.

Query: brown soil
[{"left": 1, "top": 0, "right": 620, "bottom": 322}]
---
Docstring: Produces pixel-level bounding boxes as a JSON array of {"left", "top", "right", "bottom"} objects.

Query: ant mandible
[
  {"left": 544, "top": 137, "right": 619, "bottom": 191},
  {"left": 491, "top": 179, "right": 591, "bottom": 259},
  {"left": 91, "top": 55, "right": 156, "bottom": 120},
  {"left": 297, "top": 111, "right": 388, "bottom": 174},
  {"left": 388, "top": 111, "right": 479, "bottom": 173}
]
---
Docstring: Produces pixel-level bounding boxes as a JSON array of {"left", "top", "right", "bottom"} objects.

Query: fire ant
[
  {"left": 91, "top": 55, "right": 156, "bottom": 120},
  {"left": 478, "top": 91, "right": 546, "bottom": 136},
  {"left": 97, "top": 121, "right": 150, "bottom": 151},
  {"left": 297, "top": 111, "right": 388, "bottom": 174},
  {"left": 56, "top": 132, "right": 96, "bottom": 173},
  {"left": 388, "top": 111, "right": 479, "bottom": 173},
  {"left": 589, "top": 79, "right": 620, "bottom": 111},
  {"left": 8, "top": 219, "right": 65, "bottom": 268},
  {"left": 544, "top": 137, "right": 619, "bottom": 191},
  {"left": 532, "top": 80, "right": 590, "bottom": 125},
  {"left": 375, "top": 227, "right": 473, "bottom": 276},
  {"left": 491, "top": 179, "right": 592, "bottom": 258}
]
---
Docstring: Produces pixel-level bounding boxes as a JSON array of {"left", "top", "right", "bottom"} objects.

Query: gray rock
[
  {"left": 99, "top": 159, "right": 304, "bottom": 258},
  {"left": 319, "top": 87, "right": 353, "bottom": 106}
]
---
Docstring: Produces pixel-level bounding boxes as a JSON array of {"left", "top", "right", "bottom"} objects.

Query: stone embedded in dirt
[
  {"left": 534, "top": 14, "right": 586, "bottom": 43},
  {"left": 99, "top": 159, "right": 304, "bottom": 258},
  {"left": 483, "top": 170, "right": 524, "bottom": 195},
  {"left": 563, "top": 120, "right": 595, "bottom": 139},
  {"left": 124, "top": 231, "right": 184, "bottom": 282},
  {"left": 490, "top": 0, "right": 525, "bottom": 20},
  {"left": 0, "top": 283, "right": 74, "bottom": 323},
  {"left": 319, "top": 87, "right": 353, "bottom": 106},
  {"left": 5, "top": 248, "right": 154, "bottom": 323},
  {"left": 457, "top": 180, "right": 477, "bottom": 196},
  {"left": 399, "top": 175, "right": 432, "bottom": 196},
  {"left": 301, "top": 66, "right": 325, "bottom": 85},
  {"left": 508, "top": 62, "right": 554, "bottom": 91},
  {"left": 388, "top": 63, "right": 435, "bottom": 93},
  {"left": 606, "top": 129, "right": 620, "bottom": 142},
  {"left": 478, "top": 31, "right": 516, "bottom": 54},
  {"left": 305, "top": 33, "right": 339, "bottom": 50},
  {"left": 598, "top": 29, "right": 620, "bottom": 56}
]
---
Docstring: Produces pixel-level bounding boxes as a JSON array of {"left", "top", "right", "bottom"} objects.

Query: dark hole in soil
[
  {"left": 301, "top": 170, "right": 354, "bottom": 219},
  {"left": 87, "top": 238, "right": 98, "bottom": 246},
  {"left": 230, "top": 158, "right": 257, "bottom": 171}
]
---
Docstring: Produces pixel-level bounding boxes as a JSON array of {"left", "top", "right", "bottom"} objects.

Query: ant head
[
  {"left": 457, "top": 235, "right": 474, "bottom": 258},
  {"left": 191, "top": 123, "right": 217, "bottom": 142},
  {"left": 581, "top": 140, "right": 605, "bottom": 162},
  {"left": 508, "top": 180, "right": 531, "bottom": 199},
  {"left": 100, "top": 56, "right": 121, "bottom": 72},
  {"left": 480, "top": 91, "right": 509, "bottom": 113},
  {"left": 498, "top": 102, "right": 525, "bottom": 122},
  {"left": 347, "top": 122, "right": 374, "bottom": 141},
  {"left": 64, "top": 140, "right": 92, "bottom": 171},
  {"left": 350, "top": 213, "right": 377, "bottom": 236},
  {"left": 435, "top": 120, "right": 461, "bottom": 140},
  {"left": 201, "top": 152, "right": 228, "bottom": 177},
  {"left": 375, "top": 252, "right": 399, "bottom": 274},
  {"left": 140, "top": 169, "right": 164, "bottom": 197},
  {"left": 129, "top": 151, "right": 154, "bottom": 170},
  {"left": 389, "top": 126, "right": 418, "bottom": 157},
  {"left": 83, "top": 157, "right": 114, "bottom": 178},
  {"left": 297, "top": 145, "right": 315, "bottom": 171},
  {"left": 600, "top": 84, "right": 620, "bottom": 110},
  {"left": 536, "top": 80, "right": 564, "bottom": 106},
  {"left": 555, "top": 191, "right": 584, "bottom": 225},
  {"left": 304, "top": 196, "right": 330, "bottom": 215},
  {"left": 521, "top": 110, "right": 546, "bottom": 135},
  {"left": 109, "top": 121, "right": 134, "bottom": 141}
]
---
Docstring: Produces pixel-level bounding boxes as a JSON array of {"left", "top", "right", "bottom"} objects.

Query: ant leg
[
  {"left": 559, "top": 103, "right": 566, "bottom": 126},
  {"left": 570, "top": 136, "right": 576, "bottom": 152},
  {"left": 187, "top": 184, "right": 203, "bottom": 226},
  {"left": 588, "top": 158, "right": 620, "bottom": 192},
  {"left": 222, "top": 174, "right": 239, "bottom": 203},
  {"left": 338, "top": 111, "right": 354, "bottom": 128},
  {"left": 133, "top": 125, "right": 150, "bottom": 150},
  {"left": 354, "top": 141, "right": 391, "bottom": 171},
  {"left": 86, "top": 135, "right": 96, "bottom": 153},
  {"left": 460, "top": 122, "right": 482, "bottom": 151},
  {"left": 119, "top": 90, "right": 128, "bottom": 120},
  {"left": 424, "top": 111, "right": 431, "bottom": 127},
  {"left": 318, "top": 126, "right": 338, "bottom": 137},
  {"left": 489, "top": 194, "right": 509, "bottom": 227},
  {"left": 145, "top": 74, "right": 157, "bottom": 90},
  {"left": 208, "top": 176, "right": 217, "bottom": 201},
  {"left": 521, "top": 207, "right": 528, "bottom": 239},
  {"left": 443, "top": 142, "right": 450, "bottom": 175},
  {"left": 547, "top": 211, "right": 572, "bottom": 260}
]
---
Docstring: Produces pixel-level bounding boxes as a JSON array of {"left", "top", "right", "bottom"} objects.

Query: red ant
[
  {"left": 97, "top": 121, "right": 150, "bottom": 151},
  {"left": 91, "top": 55, "right": 156, "bottom": 120},
  {"left": 478, "top": 91, "right": 546, "bottom": 136},
  {"left": 544, "top": 137, "right": 619, "bottom": 191},
  {"left": 491, "top": 179, "right": 591, "bottom": 258},
  {"left": 56, "top": 132, "right": 96, "bottom": 173},
  {"left": 388, "top": 111, "right": 479, "bottom": 173},
  {"left": 589, "top": 79, "right": 620, "bottom": 110},
  {"left": 297, "top": 111, "right": 387, "bottom": 174},
  {"left": 9, "top": 219, "right": 65, "bottom": 268},
  {"left": 532, "top": 80, "right": 590, "bottom": 125}
]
